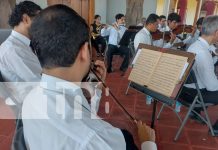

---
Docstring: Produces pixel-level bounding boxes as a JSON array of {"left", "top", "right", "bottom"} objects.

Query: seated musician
[
  {"left": 158, "top": 15, "right": 167, "bottom": 32},
  {"left": 180, "top": 16, "right": 218, "bottom": 135},
  {"left": 134, "top": 13, "right": 176, "bottom": 50},
  {"left": 90, "top": 15, "right": 106, "bottom": 56},
  {"left": 101, "top": 14, "right": 130, "bottom": 75},
  {"left": 137, "top": 17, "right": 146, "bottom": 26},
  {"left": 185, "top": 17, "right": 204, "bottom": 48},
  {"left": 22, "top": 5, "right": 157, "bottom": 150}
]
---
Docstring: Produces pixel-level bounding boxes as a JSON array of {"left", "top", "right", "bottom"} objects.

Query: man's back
[
  {"left": 0, "top": 30, "right": 41, "bottom": 82},
  {"left": 22, "top": 74, "right": 126, "bottom": 150}
]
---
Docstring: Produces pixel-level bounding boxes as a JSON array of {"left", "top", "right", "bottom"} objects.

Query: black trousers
[
  {"left": 121, "top": 129, "right": 138, "bottom": 150},
  {"left": 180, "top": 86, "right": 218, "bottom": 114},
  {"left": 107, "top": 44, "right": 130, "bottom": 71},
  {"left": 91, "top": 36, "right": 106, "bottom": 53}
]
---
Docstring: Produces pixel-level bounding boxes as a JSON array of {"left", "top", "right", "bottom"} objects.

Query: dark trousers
[
  {"left": 180, "top": 86, "right": 218, "bottom": 114},
  {"left": 121, "top": 129, "right": 138, "bottom": 150},
  {"left": 107, "top": 44, "right": 130, "bottom": 71},
  {"left": 91, "top": 36, "right": 106, "bottom": 53}
]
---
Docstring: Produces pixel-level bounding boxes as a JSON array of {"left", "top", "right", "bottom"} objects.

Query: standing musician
[
  {"left": 22, "top": 5, "right": 157, "bottom": 150},
  {"left": 101, "top": 13, "right": 130, "bottom": 75},
  {"left": 90, "top": 15, "right": 106, "bottom": 57}
]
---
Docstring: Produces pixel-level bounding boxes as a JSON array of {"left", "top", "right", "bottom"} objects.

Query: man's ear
[
  {"left": 22, "top": 14, "right": 31, "bottom": 25},
  {"left": 78, "top": 42, "right": 90, "bottom": 62}
]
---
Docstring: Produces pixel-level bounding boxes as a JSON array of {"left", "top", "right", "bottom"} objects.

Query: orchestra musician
[
  {"left": 22, "top": 5, "right": 158, "bottom": 150},
  {"left": 180, "top": 15, "right": 218, "bottom": 136},
  {"left": 134, "top": 13, "right": 176, "bottom": 50},
  {"left": 90, "top": 15, "right": 106, "bottom": 56},
  {"left": 101, "top": 14, "right": 130, "bottom": 75},
  {"left": 158, "top": 15, "right": 167, "bottom": 32}
]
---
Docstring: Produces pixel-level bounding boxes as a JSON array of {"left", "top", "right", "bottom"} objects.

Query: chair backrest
[{"left": 0, "top": 29, "right": 12, "bottom": 45}]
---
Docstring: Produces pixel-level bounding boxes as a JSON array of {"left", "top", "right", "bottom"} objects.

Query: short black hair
[
  {"left": 94, "top": 14, "right": 101, "bottom": 19},
  {"left": 30, "top": 4, "right": 89, "bottom": 69},
  {"left": 160, "top": 15, "right": 166, "bottom": 20},
  {"left": 115, "top": 13, "right": 125, "bottom": 20},
  {"left": 196, "top": 17, "right": 204, "bottom": 26},
  {"left": 8, "top": 1, "right": 41, "bottom": 28},
  {"left": 167, "top": 13, "right": 181, "bottom": 22},
  {"left": 146, "top": 14, "right": 160, "bottom": 25}
]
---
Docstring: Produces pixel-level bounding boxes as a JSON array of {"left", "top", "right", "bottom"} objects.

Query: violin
[{"left": 151, "top": 24, "right": 193, "bottom": 41}]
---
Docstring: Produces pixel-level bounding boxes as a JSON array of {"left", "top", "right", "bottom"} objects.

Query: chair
[
  {"left": 0, "top": 71, "right": 27, "bottom": 150},
  {"left": 157, "top": 70, "right": 215, "bottom": 141},
  {"left": 0, "top": 29, "right": 11, "bottom": 45}
]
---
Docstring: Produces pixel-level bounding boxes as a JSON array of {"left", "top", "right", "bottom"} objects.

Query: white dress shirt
[
  {"left": 134, "top": 27, "right": 172, "bottom": 50},
  {"left": 158, "top": 24, "right": 167, "bottom": 32},
  {"left": 101, "top": 24, "right": 127, "bottom": 46},
  {"left": 22, "top": 74, "right": 157, "bottom": 150},
  {"left": 0, "top": 30, "right": 41, "bottom": 82},
  {"left": 185, "top": 37, "right": 218, "bottom": 91}
]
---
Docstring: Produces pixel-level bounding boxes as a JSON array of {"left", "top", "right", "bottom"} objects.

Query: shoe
[
  {"left": 189, "top": 112, "right": 206, "bottom": 125},
  {"left": 208, "top": 121, "right": 218, "bottom": 136}
]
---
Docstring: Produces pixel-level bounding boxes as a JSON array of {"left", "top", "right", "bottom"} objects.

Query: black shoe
[
  {"left": 208, "top": 121, "right": 218, "bottom": 136},
  {"left": 189, "top": 112, "right": 206, "bottom": 125}
]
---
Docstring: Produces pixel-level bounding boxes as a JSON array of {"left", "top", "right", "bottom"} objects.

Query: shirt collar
[
  {"left": 143, "top": 27, "right": 151, "bottom": 36},
  {"left": 11, "top": 30, "right": 30, "bottom": 46},
  {"left": 40, "top": 74, "right": 81, "bottom": 95},
  {"left": 198, "top": 37, "right": 210, "bottom": 49}
]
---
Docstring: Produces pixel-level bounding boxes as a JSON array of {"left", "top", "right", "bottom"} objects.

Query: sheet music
[
  {"left": 132, "top": 49, "right": 142, "bottom": 65},
  {"left": 128, "top": 48, "right": 162, "bottom": 85},
  {"left": 147, "top": 53, "right": 188, "bottom": 97}
]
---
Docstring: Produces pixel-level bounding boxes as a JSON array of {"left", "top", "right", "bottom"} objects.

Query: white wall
[
  {"left": 105, "top": 0, "right": 157, "bottom": 24},
  {"left": 16, "top": 0, "right": 47, "bottom": 8},
  {"left": 106, "top": 0, "right": 126, "bottom": 24},
  {"left": 95, "top": 0, "right": 107, "bottom": 23},
  {"left": 143, "top": 0, "right": 157, "bottom": 18}
]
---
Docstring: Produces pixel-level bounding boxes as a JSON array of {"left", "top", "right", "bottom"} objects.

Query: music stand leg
[
  {"left": 125, "top": 81, "right": 131, "bottom": 95},
  {"left": 151, "top": 99, "right": 157, "bottom": 129}
]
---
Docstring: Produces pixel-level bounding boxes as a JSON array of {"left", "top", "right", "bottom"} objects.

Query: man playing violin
[
  {"left": 22, "top": 5, "right": 157, "bottom": 150},
  {"left": 134, "top": 13, "right": 176, "bottom": 50},
  {"left": 180, "top": 15, "right": 218, "bottom": 135}
]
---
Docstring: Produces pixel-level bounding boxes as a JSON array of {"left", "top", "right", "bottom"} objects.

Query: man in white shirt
[
  {"left": 158, "top": 15, "right": 167, "bottom": 32},
  {"left": 101, "top": 14, "right": 130, "bottom": 75},
  {"left": 23, "top": 5, "right": 157, "bottom": 150},
  {"left": 185, "top": 17, "right": 204, "bottom": 49},
  {"left": 0, "top": 1, "right": 42, "bottom": 82},
  {"left": 134, "top": 13, "right": 176, "bottom": 50},
  {"left": 137, "top": 17, "right": 146, "bottom": 26},
  {"left": 180, "top": 15, "right": 218, "bottom": 135}
]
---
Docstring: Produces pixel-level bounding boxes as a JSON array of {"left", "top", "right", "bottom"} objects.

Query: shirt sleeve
[
  {"left": 85, "top": 128, "right": 126, "bottom": 150},
  {"left": 101, "top": 27, "right": 111, "bottom": 37},
  {"left": 134, "top": 33, "right": 150, "bottom": 50},
  {"left": 2, "top": 49, "right": 41, "bottom": 81},
  {"left": 195, "top": 50, "right": 218, "bottom": 91},
  {"left": 141, "top": 141, "right": 157, "bottom": 150}
]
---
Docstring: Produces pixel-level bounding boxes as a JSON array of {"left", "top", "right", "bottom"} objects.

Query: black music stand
[
  {"left": 128, "top": 25, "right": 143, "bottom": 30},
  {"left": 119, "top": 30, "right": 138, "bottom": 46}
]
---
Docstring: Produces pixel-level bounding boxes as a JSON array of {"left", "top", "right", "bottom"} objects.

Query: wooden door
[{"left": 47, "top": 0, "right": 94, "bottom": 24}]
